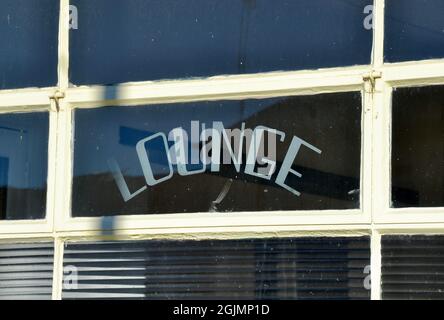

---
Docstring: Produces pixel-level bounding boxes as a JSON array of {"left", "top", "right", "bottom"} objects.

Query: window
[
  {"left": 2, "top": 0, "right": 444, "bottom": 301},
  {"left": 62, "top": 237, "right": 370, "bottom": 300},
  {"left": 72, "top": 92, "right": 362, "bottom": 217},
  {"left": 0, "top": 112, "right": 49, "bottom": 220},
  {"left": 0, "top": 0, "right": 59, "bottom": 90},
  {"left": 0, "top": 242, "right": 54, "bottom": 300},
  {"left": 385, "top": 0, "right": 444, "bottom": 63},
  {"left": 382, "top": 235, "right": 444, "bottom": 300},
  {"left": 70, "top": 0, "right": 373, "bottom": 85}
]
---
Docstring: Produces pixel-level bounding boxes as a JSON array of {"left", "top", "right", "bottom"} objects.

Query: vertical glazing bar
[
  {"left": 372, "top": 0, "right": 385, "bottom": 68},
  {"left": 52, "top": 237, "right": 65, "bottom": 300},
  {"left": 46, "top": 102, "right": 59, "bottom": 233},
  {"left": 371, "top": 230, "right": 382, "bottom": 300},
  {"left": 362, "top": 82, "right": 374, "bottom": 224},
  {"left": 58, "top": 0, "right": 70, "bottom": 90},
  {"left": 373, "top": 81, "right": 392, "bottom": 222},
  {"left": 53, "top": 100, "right": 73, "bottom": 231}
]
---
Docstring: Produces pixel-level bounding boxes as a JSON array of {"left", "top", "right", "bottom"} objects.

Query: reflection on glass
[
  {"left": 0, "top": 112, "right": 49, "bottom": 220},
  {"left": 73, "top": 92, "right": 362, "bottom": 217},
  {"left": 392, "top": 85, "right": 444, "bottom": 208},
  {"left": 70, "top": 0, "right": 373, "bottom": 85},
  {"left": 385, "top": 0, "right": 444, "bottom": 62},
  {"left": 0, "top": 0, "right": 59, "bottom": 90}
]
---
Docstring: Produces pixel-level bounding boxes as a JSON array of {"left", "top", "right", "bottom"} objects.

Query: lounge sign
[{"left": 108, "top": 121, "right": 322, "bottom": 202}]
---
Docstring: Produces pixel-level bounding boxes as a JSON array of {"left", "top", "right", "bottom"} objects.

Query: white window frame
[
  {"left": 1, "top": 0, "right": 444, "bottom": 300},
  {"left": 0, "top": 88, "right": 57, "bottom": 235},
  {"left": 373, "top": 60, "right": 444, "bottom": 224},
  {"left": 54, "top": 68, "right": 373, "bottom": 234}
]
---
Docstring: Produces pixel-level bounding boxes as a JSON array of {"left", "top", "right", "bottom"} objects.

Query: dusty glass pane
[
  {"left": 72, "top": 92, "right": 362, "bottom": 217},
  {"left": 0, "top": 112, "right": 49, "bottom": 220},
  {"left": 70, "top": 0, "right": 373, "bottom": 86},
  {"left": 385, "top": 0, "right": 444, "bottom": 62},
  {"left": 392, "top": 85, "right": 444, "bottom": 208},
  {"left": 0, "top": 0, "right": 59, "bottom": 90}
]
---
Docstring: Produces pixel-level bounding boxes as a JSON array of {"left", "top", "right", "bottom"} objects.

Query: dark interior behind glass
[
  {"left": 392, "top": 85, "right": 444, "bottom": 208},
  {"left": 0, "top": 112, "right": 49, "bottom": 220}
]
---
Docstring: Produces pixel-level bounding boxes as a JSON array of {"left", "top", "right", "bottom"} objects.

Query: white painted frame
[
  {"left": 1, "top": 0, "right": 444, "bottom": 300},
  {"left": 55, "top": 68, "right": 373, "bottom": 235}
]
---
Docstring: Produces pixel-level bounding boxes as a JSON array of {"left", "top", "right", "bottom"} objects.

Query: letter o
[{"left": 136, "top": 133, "right": 173, "bottom": 186}]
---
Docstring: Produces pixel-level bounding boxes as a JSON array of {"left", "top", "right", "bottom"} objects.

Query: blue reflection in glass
[
  {"left": 385, "top": 0, "right": 444, "bottom": 62},
  {"left": 0, "top": 112, "right": 49, "bottom": 220},
  {"left": 70, "top": 0, "right": 373, "bottom": 85},
  {"left": 0, "top": 0, "right": 59, "bottom": 90}
]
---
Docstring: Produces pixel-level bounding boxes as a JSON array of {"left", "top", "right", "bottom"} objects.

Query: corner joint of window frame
[
  {"left": 363, "top": 71, "right": 382, "bottom": 94},
  {"left": 49, "top": 90, "right": 66, "bottom": 112}
]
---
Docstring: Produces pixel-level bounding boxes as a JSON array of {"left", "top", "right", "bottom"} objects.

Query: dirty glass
[
  {"left": 382, "top": 235, "right": 444, "bottom": 300},
  {"left": 70, "top": 0, "right": 373, "bottom": 86},
  {"left": 0, "top": 112, "right": 49, "bottom": 220},
  {"left": 72, "top": 92, "right": 362, "bottom": 217},
  {"left": 62, "top": 237, "right": 371, "bottom": 300},
  {"left": 392, "top": 85, "right": 444, "bottom": 208}
]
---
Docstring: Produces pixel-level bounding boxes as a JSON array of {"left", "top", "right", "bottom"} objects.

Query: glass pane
[
  {"left": 382, "top": 235, "right": 444, "bottom": 300},
  {"left": 385, "top": 0, "right": 444, "bottom": 62},
  {"left": 63, "top": 237, "right": 371, "bottom": 300},
  {"left": 72, "top": 92, "right": 362, "bottom": 217},
  {"left": 70, "top": 0, "right": 373, "bottom": 86},
  {"left": 0, "top": 0, "right": 59, "bottom": 90},
  {"left": 392, "top": 85, "right": 444, "bottom": 208},
  {"left": 0, "top": 112, "right": 49, "bottom": 220}
]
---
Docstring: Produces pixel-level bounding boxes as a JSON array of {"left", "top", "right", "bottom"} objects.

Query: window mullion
[
  {"left": 372, "top": 80, "right": 391, "bottom": 223},
  {"left": 372, "top": 0, "right": 385, "bottom": 68},
  {"left": 51, "top": 238, "right": 65, "bottom": 300},
  {"left": 371, "top": 230, "right": 382, "bottom": 300},
  {"left": 58, "top": 0, "right": 70, "bottom": 90}
]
